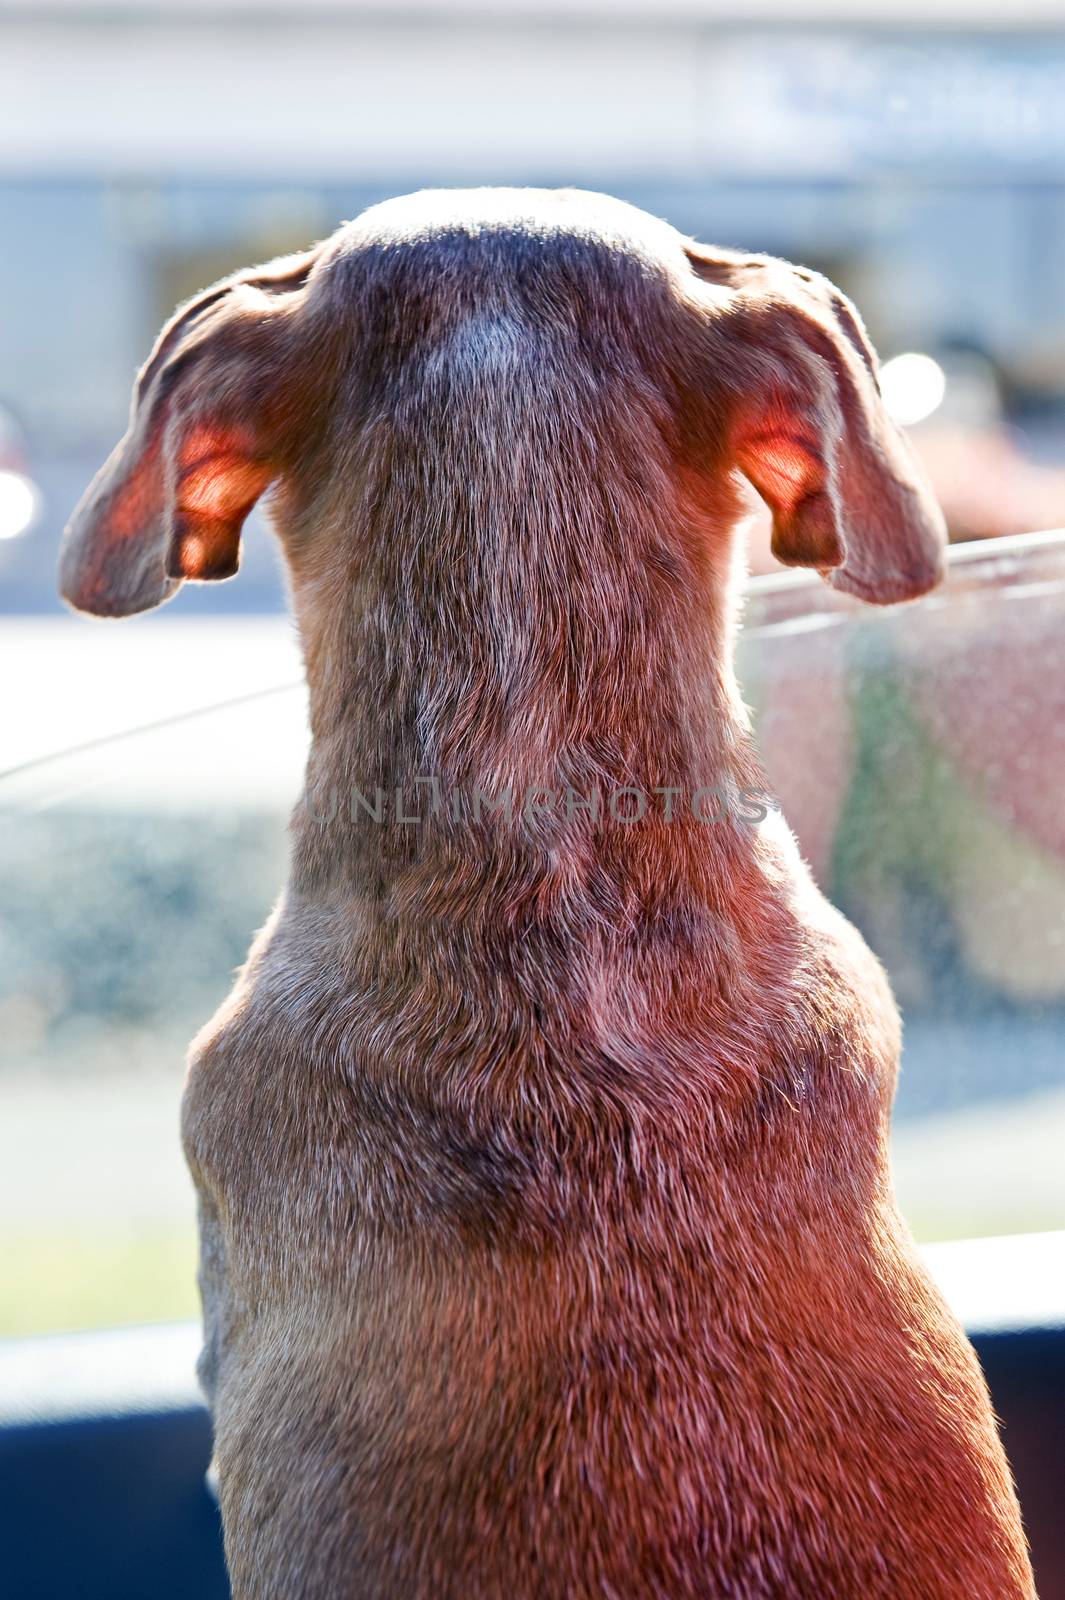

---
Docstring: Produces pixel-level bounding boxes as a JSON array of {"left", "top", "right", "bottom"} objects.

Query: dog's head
[{"left": 60, "top": 188, "right": 944, "bottom": 618}]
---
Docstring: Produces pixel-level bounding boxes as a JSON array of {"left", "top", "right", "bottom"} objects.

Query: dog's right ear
[
  {"left": 59, "top": 249, "right": 319, "bottom": 618},
  {"left": 687, "top": 245, "right": 947, "bottom": 605}
]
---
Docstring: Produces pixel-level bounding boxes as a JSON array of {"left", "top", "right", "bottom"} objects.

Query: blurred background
[{"left": 1, "top": 0, "right": 1064, "bottom": 1335}]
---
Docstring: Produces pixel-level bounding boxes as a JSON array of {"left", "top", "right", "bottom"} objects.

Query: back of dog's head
[{"left": 59, "top": 187, "right": 945, "bottom": 631}]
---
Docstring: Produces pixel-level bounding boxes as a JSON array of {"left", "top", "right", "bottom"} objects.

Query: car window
[
  {"left": 2, "top": 535, "right": 1062, "bottom": 1336},
  {"left": 0, "top": 685, "right": 307, "bottom": 1335},
  {"left": 739, "top": 532, "right": 1065, "bottom": 1245}
]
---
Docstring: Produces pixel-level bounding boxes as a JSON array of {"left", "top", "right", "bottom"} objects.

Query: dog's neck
[{"left": 282, "top": 506, "right": 761, "bottom": 916}]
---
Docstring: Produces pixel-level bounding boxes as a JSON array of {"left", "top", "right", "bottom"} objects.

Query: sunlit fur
[{"left": 61, "top": 189, "right": 1030, "bottom": 1598}]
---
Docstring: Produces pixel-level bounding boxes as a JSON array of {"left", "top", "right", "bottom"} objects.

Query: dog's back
[
  {"left": 62, "top": 190, "right": 1033, "bottom": 1598},
  {"left": 182, "top": 863, "right": 1025, "bottom": 1598}
]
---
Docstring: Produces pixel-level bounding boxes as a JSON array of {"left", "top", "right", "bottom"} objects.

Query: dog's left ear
[
  {"left": 688, "top": 246, "right": 947, "bottom": 604},
  {"left": 59, "top": 250, "right": 318, "bottom": 617}
]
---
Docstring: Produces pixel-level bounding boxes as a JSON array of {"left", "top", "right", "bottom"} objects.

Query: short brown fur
[{"left": 60, "top": 189, "right": 1032, "bottom": 1598}]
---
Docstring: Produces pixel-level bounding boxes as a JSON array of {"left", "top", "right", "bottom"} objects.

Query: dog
[{"left": 59, "top": 189, "right": 1034, "bottom": 1599}]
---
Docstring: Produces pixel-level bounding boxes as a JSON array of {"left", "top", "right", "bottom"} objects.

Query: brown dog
[{"left": 60, "top": 189, "right": 1033, "bottom": 1599}]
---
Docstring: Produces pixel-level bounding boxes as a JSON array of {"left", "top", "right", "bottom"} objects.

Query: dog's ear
[
  {"left": 59, "top": 249, "right": 318, "bottom": 617},
  {"left": 688, "top": 246, "right": 946, "bottom": 604}
]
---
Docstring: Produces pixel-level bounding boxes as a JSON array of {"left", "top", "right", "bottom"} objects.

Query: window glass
[
  {"left": 3, "top": 16, "right": 1065, "bottom": 1338},
  {"left": 739, "top": 533, "right": 1065, "bottom": 1244},
  {"left": 0, "top": 683, "right": 307, "bottom": 1335},
  {"left": 3, "top": 538, "right": 1063, "bottom": 1335}
]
